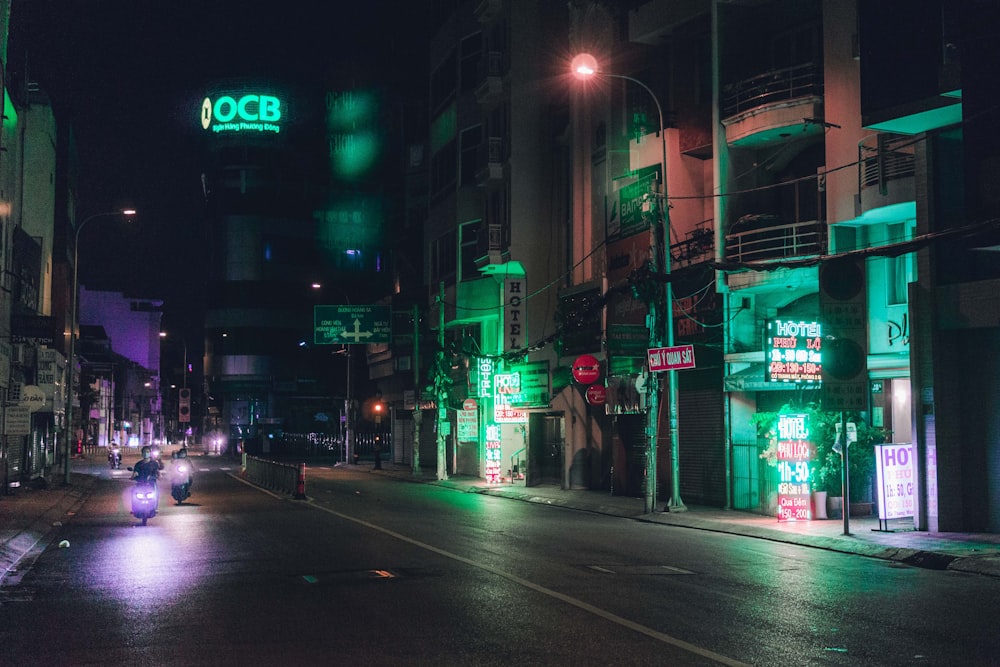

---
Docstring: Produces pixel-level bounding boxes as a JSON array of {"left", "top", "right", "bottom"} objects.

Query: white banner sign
[
  {"left": 457, "top": 409, "right": 478, "bottom": 442},
  {"left": 875, "top": 443, "right": 916, "bottom": 520}
]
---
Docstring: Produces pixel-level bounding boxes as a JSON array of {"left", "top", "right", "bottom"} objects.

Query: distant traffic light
[{"left": 178, "top": 387, "right": 191, "bottom": 423}]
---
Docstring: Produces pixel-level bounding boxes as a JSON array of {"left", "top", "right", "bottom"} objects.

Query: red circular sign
[
  {"left": 572, "top": 354, "right": 601, "bottom": 385},
  {"left": 462, "top": 399, "right": 477, "bottom": 411},
  {"left": 585, "top": 384, "right": 607, "bottom": 406}
]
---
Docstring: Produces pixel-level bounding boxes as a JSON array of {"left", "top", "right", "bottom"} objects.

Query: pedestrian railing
[{"left": 243, "top": 455, "right": 303, "bottom": 497}]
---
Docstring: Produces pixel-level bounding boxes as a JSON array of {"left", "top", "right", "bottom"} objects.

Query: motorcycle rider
[
  {"left": 131, "top": 446, "right": 161, "bottom": 483},
  {"left": 170, "top": 447, "right": 194, "bottom": 490},
  {"left": 108, "top": 440, "right": 122, "bottom": 468}
]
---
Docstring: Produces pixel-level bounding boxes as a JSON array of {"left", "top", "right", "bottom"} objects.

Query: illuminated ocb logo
[{"left": 201, "top": 94, "right": 282, "bottom": 134}]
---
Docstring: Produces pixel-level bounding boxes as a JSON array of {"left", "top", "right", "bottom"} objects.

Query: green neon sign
[{"left": 201, "top": 94, "right": 282, "bottom": 134}]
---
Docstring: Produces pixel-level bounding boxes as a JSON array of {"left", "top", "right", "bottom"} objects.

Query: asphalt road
[{"left": 1, "top": 457, "right": 998, "bottom": 666}]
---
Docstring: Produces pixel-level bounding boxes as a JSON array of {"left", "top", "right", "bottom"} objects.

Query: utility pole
[
  {"left": 412, "top": 303, "right": 421, "bottom": 476},
  {"left": 436, "top": 282, "right": 448, "bottom": 481},
  {"left": 344, "top": 346, "right": 353, "bottom": 465}
]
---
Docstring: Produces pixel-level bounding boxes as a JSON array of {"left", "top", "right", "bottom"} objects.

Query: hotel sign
[{"left": 766, "top": 319, "right": 822, "bottom": 383}]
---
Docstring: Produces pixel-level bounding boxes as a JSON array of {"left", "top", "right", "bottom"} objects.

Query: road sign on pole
[
  {"left": 647, "top": 344, "right": 696, "bottom": 372},
  {"left": 314, "top": 305, "right": 391, "bottom": 345}
]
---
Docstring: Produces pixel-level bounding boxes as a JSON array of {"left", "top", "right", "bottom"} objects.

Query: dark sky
[{"left": 10, "top": 0, "right": 428, "bottom": 332}]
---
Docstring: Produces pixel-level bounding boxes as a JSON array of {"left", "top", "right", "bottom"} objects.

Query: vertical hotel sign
[
  {"left": 776, "top": 413, "right": 813, "bottom": 522},
  {"left": 504, "top": 277, "right": 525, "bottom": 353}
]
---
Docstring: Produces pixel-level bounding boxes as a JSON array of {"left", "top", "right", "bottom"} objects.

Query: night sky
[{"left": 9, "top": 0, "right": 428, "bottom": 332}]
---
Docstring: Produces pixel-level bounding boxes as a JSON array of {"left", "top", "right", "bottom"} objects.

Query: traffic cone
[{"left": 294, "top": 462, "right": 307, "bottom": 499}]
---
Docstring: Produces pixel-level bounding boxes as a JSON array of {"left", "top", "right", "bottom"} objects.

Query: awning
[{"left": 724, "top": 363, "right": 819, "bottom": 393}]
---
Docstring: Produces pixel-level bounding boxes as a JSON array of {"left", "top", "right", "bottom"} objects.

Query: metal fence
[
  {"left": 722, "top": 62, "right": 823, "bottom": 117},
  {"left": 243, "top": 455, "right": 301, "bottom": 497},
  {"left": 731, "top": 438, "right": 777, "bottom": 515}
]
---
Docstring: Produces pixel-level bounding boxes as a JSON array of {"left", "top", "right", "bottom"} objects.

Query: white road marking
[{"left": 305, "top": 499, "right": 749, "bottom": 667}]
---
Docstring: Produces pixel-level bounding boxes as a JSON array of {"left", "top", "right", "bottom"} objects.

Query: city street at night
[{"left": 2, "top": 454, "right": 999, "bottom": 666}]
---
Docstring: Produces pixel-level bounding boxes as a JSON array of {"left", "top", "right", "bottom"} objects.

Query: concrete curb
[{"left": 417, "top": 474, "right": 1000, "bottom": 578}]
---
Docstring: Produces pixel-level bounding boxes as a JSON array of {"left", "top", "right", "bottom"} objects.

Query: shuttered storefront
[{"left": 678, "top": 367, "right": 725, "bottom": 507}]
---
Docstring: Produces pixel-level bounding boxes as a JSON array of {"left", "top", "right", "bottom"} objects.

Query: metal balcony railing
[
  {"left": 725, "top": 217, "right": 824, "bottom": 264},
  {"left": 722, "top": 62, "right": 823, "bottom": 118},
  {"left": 859, "top": 133, "right": 916, "bottom": 194}
]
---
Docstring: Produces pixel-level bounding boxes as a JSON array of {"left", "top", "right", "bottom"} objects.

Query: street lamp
[
  {"left": 572, "top": 53, "right": 685, "bottom": 513},
  {"left": 63, "top": 208, "right": 136, "bottom": 484},
  {"left": 159, "top": 332, "right": 188, "bottom": 389}
]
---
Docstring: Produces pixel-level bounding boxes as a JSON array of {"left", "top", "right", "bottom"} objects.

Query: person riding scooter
[
  {"left": 108, "top": 441, "right": 122, "bottom": 469},
  {"left": 131, "top": 446, "right": 161, "bottom": 483},
  {"left": 169, "top": 447, "right": 194, "bottom": 504}
]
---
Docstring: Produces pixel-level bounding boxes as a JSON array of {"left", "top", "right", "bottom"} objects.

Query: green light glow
[
  {"left": 329, "top": 131, "right": 380, "bottom": 178},
  {"left": 325, "top": 89, "right": 382, "bottom": 178},
  {"left": 3, "top": 90, "right": 18, "bottom": 130}
]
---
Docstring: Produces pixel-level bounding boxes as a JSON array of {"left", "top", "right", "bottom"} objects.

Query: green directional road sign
[{"left": 314, "top": 305, "right": 391, "bottom": 345}]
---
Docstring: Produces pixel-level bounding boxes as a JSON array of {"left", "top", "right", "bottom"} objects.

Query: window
[
  {"left": 460, "top": 126, "right": 482, "bottom": 187},
  {"left": 459, "top": 33, "right": 482, "bottom": 93},
  {"left": 431, "top": 48, "right": 457, "bottom": 112},
  {"left": 431, "top": 139, "right": 457, "bottom": 199},
  {"left": 460, "top": 221, "right": 481, "bottom": 281},
  {"left": 886, "top": 222, "right": 914, "bottom": 305},
  {"left": 431, "top": 231, "right": 457, "bottom": 285}
]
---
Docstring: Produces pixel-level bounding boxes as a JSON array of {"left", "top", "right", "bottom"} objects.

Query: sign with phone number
[{"left": 775, "top": 413, "right": 814, "bottom": 522}]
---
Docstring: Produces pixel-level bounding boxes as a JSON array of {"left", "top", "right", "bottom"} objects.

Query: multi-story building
[
  {"left": 2, "top": 5, "right": 70, "bottom": 489},
  {"left": 423, "top": 1, "right": 575, "bottom": 483},
  {"left": 199, "top": 79, "right": 398, "bottom": 454},
  {"left": 863, "top": 0, "right": 1000, "bottom": 532}
]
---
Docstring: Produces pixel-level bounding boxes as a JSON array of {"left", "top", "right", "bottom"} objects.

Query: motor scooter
[
  {"left": 129, "top": 481, "right": 158, "bottom": 525},
  {"left": 108, "top": 445, "right": 122, "bottom": 469},
  {"left": 170, "top": 460, "right": 192, "bottom": 505},
  {"left": 126, "top": 466, "right": 159, "bottom": 526}
]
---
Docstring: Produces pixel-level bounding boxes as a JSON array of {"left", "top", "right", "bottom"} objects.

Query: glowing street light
[
  {"left": 63, "top": 209, "right": 136, "bottom": 484},
  {"left": 571, "top": 53, "right": 684, "bottom": 513}
]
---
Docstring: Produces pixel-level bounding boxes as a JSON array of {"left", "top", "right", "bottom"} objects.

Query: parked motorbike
[
  {"left": 170, "top": 460, "right": 192, "bottom": 505},
  {"left": 108, "top": 446, "right": 122, "bottom": 469},
  {"left": 129, "top": 480, "right": 158, "bottom": 526}
]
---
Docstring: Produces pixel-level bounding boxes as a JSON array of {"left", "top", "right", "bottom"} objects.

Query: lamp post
[
  {"left": 572, "top": 54, "right": 685, "bottom": 513},
  {"left": 63, "top": 209, "right": 136, "bottom": 484}
]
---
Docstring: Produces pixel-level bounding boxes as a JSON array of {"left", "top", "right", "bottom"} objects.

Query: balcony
[
  {"left": 476, "top": 136, "right": 505, "bottom": 185},
  {"left": 474, "top": 0, "right": 501, "bottom": 23},
  {"left": 474, "top": 51, "right": 505, "bottom": 107},
  {"left": 721, "top": 63, "right": 824, "bottom": 148},
  {"left": 724, "top": 214, "right": 824, "bottom": 265},
  {"left": 857, "top": 133, "right": 916, "bottom": 216}
]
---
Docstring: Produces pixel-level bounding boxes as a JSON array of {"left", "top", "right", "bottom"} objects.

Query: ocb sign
[{"left": 201, "top": 94, "right": 282, "bottom": 134}]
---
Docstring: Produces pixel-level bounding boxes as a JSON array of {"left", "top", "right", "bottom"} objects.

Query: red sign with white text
[
  {"left": 572, "top": 354, "right": 601, "bottom": 384},
  {"left": 585, "top": 384, "right": 607, "bottom": 406},
  {"left": 647, "top": 345, "right": 696, "bottom": 372}
]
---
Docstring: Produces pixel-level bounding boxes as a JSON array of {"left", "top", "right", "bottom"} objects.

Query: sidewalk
[
  {"left": 0, "top": 472, "right": 97, "bottom": 583},
  {"left": 371, "top": 462, "right": 1000, "bottom": 578}
]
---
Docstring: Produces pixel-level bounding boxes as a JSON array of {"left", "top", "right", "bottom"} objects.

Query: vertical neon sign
[
  {"left": 776, "top": 413, "right": 813, "bottom": 521},
  {"left": 478, "top": 358, "right": 502, "bottom": 483},
  {"left": 485, "top": 424, "right": 502, "bottom": 483}
]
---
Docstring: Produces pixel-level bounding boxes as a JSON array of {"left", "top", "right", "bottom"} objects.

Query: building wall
[{"left": 79, "top": 288, "right": 162, "bottom": 372}]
